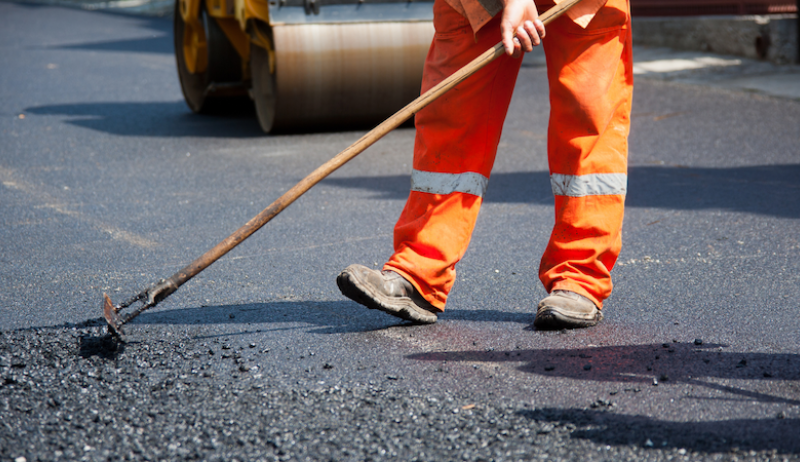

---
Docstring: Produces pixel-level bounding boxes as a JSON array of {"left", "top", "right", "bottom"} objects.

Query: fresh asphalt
[{"left": 1, "top": 2, "right": 799, "bottom": 460}]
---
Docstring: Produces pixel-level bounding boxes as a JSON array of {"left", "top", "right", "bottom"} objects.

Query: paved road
[{"left": 1, "top": 2, "right": 799, "bottom": 461}]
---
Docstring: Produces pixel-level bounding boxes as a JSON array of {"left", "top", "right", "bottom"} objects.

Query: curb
[{"left": 632, "top": 14, "right": 798, "bottom": 65}]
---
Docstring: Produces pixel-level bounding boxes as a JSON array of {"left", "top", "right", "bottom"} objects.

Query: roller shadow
[
  {"left": 47, "top": 10, "right": 175, "bottom": 55},
  {"left": 9, "top": 2, "right": 172, "bottom": 54},
  {"left": 53, "top": 25, "right": 173, "bottom": 54},
  {"left": 408, "top": 342, "right": 800, "bottom": 406},
  {"left": 520, "top": 407, "right": 800, "bottom": 454},
  {"left": 55, "top": 35, "right": 171, "bottom": 54},
  {"left": 25, "top": 101, "right": 264, "bottom": 138},
  {"left": 24, "top": 100, "right": 416, "bottom": 137},
  {"left": 323, "top": 163, "right": 800, "bottom": 218}
]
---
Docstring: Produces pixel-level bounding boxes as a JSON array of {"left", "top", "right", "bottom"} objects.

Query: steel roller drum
[{"left": 259, "top": 1, "right": 434, "bottom": 130}]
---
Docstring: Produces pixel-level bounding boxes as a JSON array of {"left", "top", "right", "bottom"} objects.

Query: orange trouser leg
[
  {"left": 384, "top": 0, "right": 522, "bottom": 311},
  {"left": 539, "top": 0, "right": 633, "bottom": 309}
]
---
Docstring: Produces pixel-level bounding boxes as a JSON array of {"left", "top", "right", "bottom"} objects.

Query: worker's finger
[
  {"left": 533, "top": 18, "right": 545, "bottom": 40},
  {"left": 523, "top": 19, "right": 543, "bottom": 46},
  {"left": 511, "top": 37, "right": 522, "bottom": 58},
  {"left": 503, "top": 27, "right": 517, "bottom": 56},
  {"left": 516, "top": 24, "right": 533, "bottom": 52}
]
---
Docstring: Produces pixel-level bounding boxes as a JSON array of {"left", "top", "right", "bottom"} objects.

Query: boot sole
[
  {"left": 337, "top": 270, "right": 437, "bottom": 324},
  {"left": 533, "top": 307, "right": 602, "bottom": 330}
]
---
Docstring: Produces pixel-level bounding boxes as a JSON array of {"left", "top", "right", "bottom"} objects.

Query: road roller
[{"left": 174, "top": 0, "right": 435, "bottom": 132}]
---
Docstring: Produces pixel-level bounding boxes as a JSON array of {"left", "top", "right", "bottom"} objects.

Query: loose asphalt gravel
[
  {"left": 2, "top": 323, "right": 630, "bottom": 462},
  {"left": 2, "top": 322, "right": 798, "bottom": 462}
]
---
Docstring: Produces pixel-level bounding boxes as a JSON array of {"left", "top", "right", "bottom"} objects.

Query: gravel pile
[{"left": 1, "top": 323, "right": 795, "bottom": 461}]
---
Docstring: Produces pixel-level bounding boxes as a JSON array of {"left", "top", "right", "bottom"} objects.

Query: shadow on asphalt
[
  {"left": 22, "top": 98, "right": 799, "bottom": 217},
  {"left": 10, "top": 1, "right": 172, "bottom": 52},
  {"left": 127, "top": 300, "right": 403, "bottom": 334},
  {"left": 518, "top": 407, "right": 800, "bottom": 454},
  {"left": 124, "top": 302, "right": 800, "bottom": 407},
  {"left": 56, "top": 35, "right": 172, "bottom": 54},
  {"left": 25, "top": 101, "right": 265, "bottom": 137},
  {"left": 408, "top": 342, "right": 800, "bottom": 406},
  {"left": 23, "top": 101, "right": 410, "bottom": 137},
  {"left": 122, "top": 300, "right": 533, "bottom": 336},
  {"left": 52, "top": 22, "right": 173, "bottom": 54},
  {"left": 323, "top": 164, "right": 800, "bottom": 218}
]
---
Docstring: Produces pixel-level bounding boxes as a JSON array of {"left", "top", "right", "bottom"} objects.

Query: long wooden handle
[{"left": 166, "top": 0, "right": 584, "bottom": 289}]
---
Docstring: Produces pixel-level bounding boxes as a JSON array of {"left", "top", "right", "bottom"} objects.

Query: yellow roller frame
[
  {"left": 179, "top": 0, "right": 272, "bottom": 75},
  {"left": 179, "top": 0, "right": 207, "bottom": 74}
]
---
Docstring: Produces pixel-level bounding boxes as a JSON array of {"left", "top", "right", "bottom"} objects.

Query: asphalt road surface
[{"left": 1, "top": 2, "right": 799, "bottom": 461}]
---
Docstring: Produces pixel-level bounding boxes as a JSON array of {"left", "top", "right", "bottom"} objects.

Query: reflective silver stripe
[
  {"left": 550, "top": 173, "right": 627, "bottom": 197},
  {"left": 411, "top": 170, "right": 489, "bottom": 198}
]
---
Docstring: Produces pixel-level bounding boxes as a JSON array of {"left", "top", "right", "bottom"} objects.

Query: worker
[{"left": 337, "top": 0, "right": 632, "bottom": 329}]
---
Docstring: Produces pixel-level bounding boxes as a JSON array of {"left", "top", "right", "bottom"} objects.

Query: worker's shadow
[
  {"left": 519, "top": 407, "right": 800, "bottom": 454},
  {"left": 407, "top": 343, "right": 800, "bottom": 453},
  {"left": 324, "top": 163, "right": 800, "bottom": 219},
  {"left": 408, "top": 342, "right": 800, "bottom": 404}
]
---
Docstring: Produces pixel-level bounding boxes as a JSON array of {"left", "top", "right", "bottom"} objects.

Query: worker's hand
[{"left": 500, "top": 0, "right": 545, "bottom": 58}]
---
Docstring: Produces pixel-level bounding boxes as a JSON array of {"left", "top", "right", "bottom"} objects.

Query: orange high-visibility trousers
[{"left": 384, "top": 0, "right": 633, "bottom": 311}]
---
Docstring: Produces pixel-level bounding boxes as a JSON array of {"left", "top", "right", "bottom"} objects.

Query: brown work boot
[
  {"left": 533, "top": 290, "right": 603, "bottom": 330},
  {"left": 337, "top": 264, "right": 438, "bottom": 324}
]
